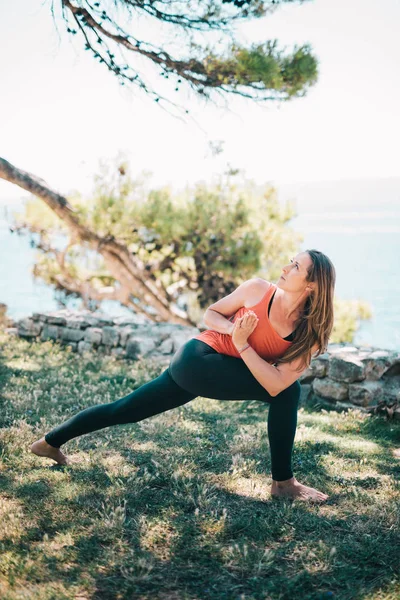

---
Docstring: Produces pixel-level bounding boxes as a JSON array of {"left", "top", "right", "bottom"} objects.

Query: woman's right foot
[{"left": 30, "top": 437, "right": 70, "bottom": 465}]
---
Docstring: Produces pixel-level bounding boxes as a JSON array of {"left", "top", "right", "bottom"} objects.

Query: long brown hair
[{"left": 275, "top": 249, "right": 336, "bottom": 372}]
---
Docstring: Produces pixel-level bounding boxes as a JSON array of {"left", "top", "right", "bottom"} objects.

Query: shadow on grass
[
  {"left": 1, "top": 459, "right": 397, "bottom": 600},
  {"left": 1, "top": 416, "right": 398, "bottom": 600},
  {"left": 0, "top": 336, "right": 399, "bottom": 600},
  {"left": 299, "top": 402, "right": 400, "bottom": 482}
]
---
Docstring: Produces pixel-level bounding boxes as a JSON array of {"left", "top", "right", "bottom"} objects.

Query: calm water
[
  {"left": 1, "top": 196, "right": 400, "bottom": 351},
  {"left": 0, "top": 201, "right": 134, "bottom": 323},
  {"left": 288, "top": 211, "right": 400, "bottom": 351}
]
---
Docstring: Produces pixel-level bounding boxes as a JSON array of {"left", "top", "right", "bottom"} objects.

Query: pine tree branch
[{"left": 59, "top": 0, "right": 318, "bottom": 106}]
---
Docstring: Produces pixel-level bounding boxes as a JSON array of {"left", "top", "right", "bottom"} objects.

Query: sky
[{"left": 0, "top": 0, "right": 399, "bottom": 202}]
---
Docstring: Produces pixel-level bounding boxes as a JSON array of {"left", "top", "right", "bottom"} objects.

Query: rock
[
  {"left": 17, "top": 318, "right": 42, "bottom": 338},
  {"left": 170, "top": 329, "right": 199, "bottom": 352},
  {"left": 46, "top": 314, "right": 68, "bottom": 326},
  {"left": 78, "top": 341, "right": 93, "bottom": 354},
  {"left": 60, "top": 328, "right": 85, "bottom": 343},
  {"left": 361, "top": 350, "right": 395, "bottom": 380},
  {"left": 158, "top": 338, "right": 174, "bottom": 355},
  {"left": 102, "top": 326, "right": 120, "bottom": 347},
  {"left": 328, "top": 355, "right": 365, "bottom": 383},
  {"left": 91, "top": 313, "right": 115, "bottom": 327},
  {"left": 299, "top": 383, "right": 312, "bottom": 404},
  {"left": 381, "top": 376, "right": 400, "bottom": 402},
  {"left": 125, "top": 337, "right": 157, "bottom": 359},
  {"left": 84, "top": 327, "right": 103, "bottom": 345},
  {"left": 119, "top": 326, "right": 137, "bottom": 347},
  {"left": 349, "top": 381, "right": 385, "bottom": 407},
  {"left": 41, "top": 325, "right": 60, "bottom": 341},
  {"left": 32, "top": 312, "right": 46, "bottom": 322},
  {"left": 65, "top": 317, "right": 92, "bottom": 330},
  {"left": 301, "top": 357, "right": 328, "bottom": 381},
  {"left": 313, "top": 377, "right": 349, "bottom": 401},
  {"left": 382, "top": 354, "right": 400, "bottom": 377}
]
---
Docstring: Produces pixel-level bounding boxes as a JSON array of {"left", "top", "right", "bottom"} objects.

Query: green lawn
[{"left": 0, "top": 329, "right": 399, "bottom": 600}]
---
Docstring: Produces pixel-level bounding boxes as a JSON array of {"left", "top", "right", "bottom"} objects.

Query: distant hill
[{"left": 1, "top": 176, "right": 400, "bottom": 215}]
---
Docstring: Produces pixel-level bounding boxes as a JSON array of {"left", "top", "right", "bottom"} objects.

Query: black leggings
[{"left": 45, "top": 339, "right": 300, "bottom": 481}]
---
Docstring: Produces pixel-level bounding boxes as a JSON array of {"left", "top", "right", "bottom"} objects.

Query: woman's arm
[
  {"left": 237, "top": 342, "right": 319, "bottom": 397},
  {"left": 232, "top": 313, "right": 318, "bottom": 396},
  {"left": 203, "top": 311, "right": 235, "bottom": 335},
  {"left": 203, "top": 278, "right": 266, "bottom": 335},
  {"left": 237, "top": 346, "right": 282, "bottom": 396}
]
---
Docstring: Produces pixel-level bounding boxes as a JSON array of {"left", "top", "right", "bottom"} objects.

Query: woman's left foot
[
  {"left": 271, "top": 477, "right": 328, "bottom": 503},
  {"left": 30, "top": 437, "right": 70, "bottom": 465}
]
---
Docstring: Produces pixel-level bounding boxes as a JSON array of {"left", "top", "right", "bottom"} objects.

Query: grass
[{"left": 0, "top": 329, "right": 399, "bottom": 600}]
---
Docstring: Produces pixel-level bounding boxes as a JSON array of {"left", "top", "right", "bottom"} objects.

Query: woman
[{"left": 31, "top": 249, "right": 336, "bottom": 503}]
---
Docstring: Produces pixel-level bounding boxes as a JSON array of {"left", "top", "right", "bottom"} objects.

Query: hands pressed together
[{"left": 230, "top": 310, "right": 259, "bottom": 353}]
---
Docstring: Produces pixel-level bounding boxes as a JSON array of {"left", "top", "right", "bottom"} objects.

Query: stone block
[
  {"left": 381, "top": 354, "right": 400, "bottom": 377},
  {"left": 381, "top": 376, "right": 400, "bottom": 402},
  {"left": 93, "top": 315, "right": 115, "bottom": 327},
  {"left": 328, "top": 355, "right": 365, "bottom": 383},
  {"left": 41, "top": 325, "right": 60, "bottom": 341},
  {"left": 78, "top": 341, "right": 94, "bottom": 354},
  {"left": 349, "top": 381, "right": 385, "bottom": 407},
  {"left": 32, "top": 313, "right": 45, "bottom": 322},
  {"left": 65, "top": 317, "right": 92, "bottom": 330},
  {"left": 170, "top": 330, "right": 197, "bottom": 352},
  {"left": 125, "top": 337, "right": 157, "bottom": 359},
  {"left": 60, "top": 328, "right": 85, "bottom": 343},
  {"left": 84, "top": 327, "right": 103, "bottom": 345},
  {"left": 301, "top": 358, "right": 327, "bottom": 381},
  {"left": 46, "top": 314, "right": 67, "bottom": 325},
  {"left": 82, "top": 315, "right": 102, "bottom": 327},
  {"left": 119, "top": 326, "right": 138, "bottom": 347},
  {"left": 299, "top": 383, "right": 312, "bottom": 404},
  {"left": 102, "top": 326, "right": 120, "bottom": 346},
  {"left": 17, "top": 318, "right": 42, "bottom": 338},
  {"left": 158, "top": 338, "right": 174, "bottom": 355},
  {"left": 361, "top": 350, "right": 394, "bottom": 380},
  {"left": 313, "top": 377, "right": 348, "bottom": 401}
]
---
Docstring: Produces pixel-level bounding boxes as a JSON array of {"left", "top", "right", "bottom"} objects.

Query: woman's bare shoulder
[{"left": 244, "top": 278, "right": 273, "bottom": 307}]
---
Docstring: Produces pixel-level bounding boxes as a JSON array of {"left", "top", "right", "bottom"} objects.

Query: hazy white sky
[{"left": 1, "top": 0, "right": 399, "bottom": 201}]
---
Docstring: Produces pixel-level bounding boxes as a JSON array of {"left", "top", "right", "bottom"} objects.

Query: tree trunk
[{"left": 0, "top": 157, "right": 194, "bottom": 325}]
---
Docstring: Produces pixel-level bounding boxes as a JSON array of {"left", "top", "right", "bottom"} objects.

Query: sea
[{"left": 1, "top": 176, "right": 400, "bottom": 351}]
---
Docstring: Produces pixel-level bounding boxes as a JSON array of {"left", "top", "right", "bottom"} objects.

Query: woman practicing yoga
[{"left": 31, "top": 249, "right": 336, "bottom": 502}]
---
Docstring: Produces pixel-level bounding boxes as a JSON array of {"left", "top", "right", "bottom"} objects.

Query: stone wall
[
  {"left": 299, "top": 345, "right": 400, "bottom": 416},
  {"left": 6, "top": 309, "right": 198, "bottom": 367},
  {"left": 5, "top": 309, "right": 400, "bottom": 416}
]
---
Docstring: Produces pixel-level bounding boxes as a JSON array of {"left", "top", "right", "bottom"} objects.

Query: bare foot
[
  {"left": 30, "top": 437, "right": 70, "bottom": 466},
  {"left": 271, "top": 476, "right": 328, "bottom": 503}
]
